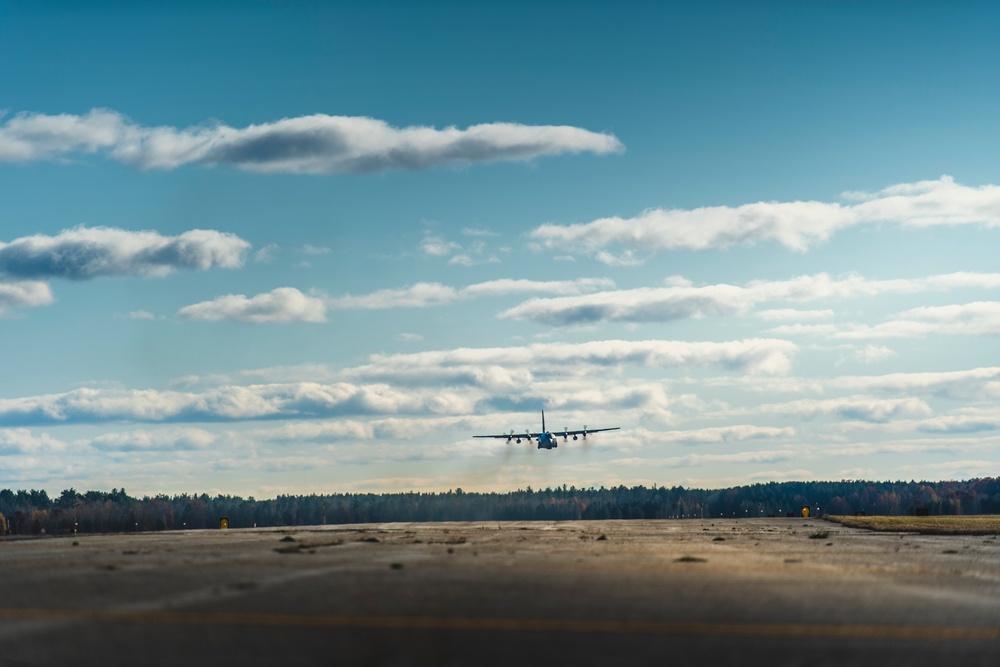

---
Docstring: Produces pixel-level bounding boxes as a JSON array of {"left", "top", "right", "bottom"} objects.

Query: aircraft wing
[
  {"left": 473, "top": 432, "right": 543, "bottom": 439},
  {"left": 558, "top": 427, "right": 620, "bottom": 436}
]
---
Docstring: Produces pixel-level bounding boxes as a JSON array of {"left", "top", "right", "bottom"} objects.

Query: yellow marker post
[
  {"left": 219, "top": 517, "right": 230, "bottom": 529},
  {"left": 801, "top": 506, "right": 810, "bottom": 518}
]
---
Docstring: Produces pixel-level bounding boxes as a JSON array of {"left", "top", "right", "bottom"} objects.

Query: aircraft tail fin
[{"left": 541, "top": 409, "right": 546, "bottom": 433}]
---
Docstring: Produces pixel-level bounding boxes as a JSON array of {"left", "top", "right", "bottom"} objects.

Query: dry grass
[{"left": 826, "top": 515, "right": 1000, "bottom": 535}]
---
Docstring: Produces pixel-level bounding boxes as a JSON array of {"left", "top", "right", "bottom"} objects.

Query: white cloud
[
  {"left": 825, "top": 436, "right": 1000, "bottom": 457},
  {"left": 127, "top": 310, "right": 156, "bottom": 320},
  {"left": 0, "top": 109, "right": 624, "bottom": 173},
  {"left": 249, "top": 421, "right": 377, "bottom": 443},
  {"left": 501, "top": 283, "right": 748, "bottom": 325},
  {"left": 529, "top": 176, "right": 1000, "bottom": 255},
  {"left": 326, "top": 278, "right": 614, "bottom": 310},
  {"left": 301, "top": 244, "right": 330, "bottom": 255},
  {"left": 594, "top": 250, "right": 644, "bottom": 267},
  {"left": 0, "top": 382, "right": 478, "bottom": 426},
  {"left": 447, "top": 254, "right": 474, "bottom": 266},
  {"left": 360, "top": 338, "right": 798, "bottom": 377},
  {"left": 727, "top": 395, "right": 933, "bottom": 423},
  {"left": 837, "top": 344, "right": 897, "bottom": 365},
  {"left": 830, "top": 367, "right": 1000, "bottom": 400},
  {"left": 461, "top": 228, "right": 499, "bottom": 237},
  {"left": 85, "top": 428, "right": 219, "bottom": 451},
  {"left": 462, "top": 278, "right": 614, "bottom": 298},
  {"left": 0, "top": 281, "right": 54, "bottom": 314},
  {"left": 178, "top": 287, "right": 327, "bottom": 323},
  {"left": 915, "top": 409, "right": 1000, "bottom": 434},
  {"left": 0, "top": 226, "right": 249, "bottom": 280},
  {"left": 895, "top": 459, "right": 1000, "bottom": 481},
  {"left": 327, "top": 283, "right": 458, "bottom": 310},
  {"left": 0, "top": 108, "right": 124, "bottom": 161},
  {"left": 420, "top": 236, "right": 460, "bottom": 257},
  {"left": 773, "top": 301, "right": 1000, "bottom": 340},
  {"left": 703, "top": 366, "right": 1000, "bottom": 402},
  {"left": 653, "top": 449, "right": 799, "bottom": 468},
  {"left": 254, "top": 243, "right": 279, "bottom": 263},
  {"left": 655, "top": 425, "right": 795, "bottom": 445},
  {"left": 421, "top": 232, "right": 502, "bottom": 266},
  {"left": 0, "top": 336, "right": 797, "bottom": 427},
  {"left": 0, "top": 428, "right": 65, "bottom": 455},
  {"left": 757, "top": 309, "right": 835, "bottom": 321},
  {"left": 829, "top": 366, "right": 1000, "bottom": 400},
  {"left": 500, "top": 271, "right": 1000, "bottom": 326}
]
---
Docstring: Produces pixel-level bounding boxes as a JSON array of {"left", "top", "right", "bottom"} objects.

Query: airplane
[{"left": 474, "top": 410, "right": 620, "bottom": 450}]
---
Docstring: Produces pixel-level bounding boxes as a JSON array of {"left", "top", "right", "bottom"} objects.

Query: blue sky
[{"left": 1, "top": 1, "right": 999, "bottom": 496}]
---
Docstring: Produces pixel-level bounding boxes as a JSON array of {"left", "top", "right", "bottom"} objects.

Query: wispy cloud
[
  {"left": 461, "top": 228, "right": 499, "bottom": 237},
  {"left": 357, "top": 338, "right": 798, "bottom": 378},
  {"left": 85, "top": 427, "right": 219, "bottom": 452},
  {"left": 725, "top": 395, "right": 933, "bottom": 423},
  {"left": 327, "top": 283, "right": 457, "bottom": 310},
  {"left": 829, "top": 367, "right": 1000, "bottom": 399},
  {"left": 529, "top": 176, "right": 1000, "bottom": 255},
  {"left": 0, "top": 281, "right": 54, "bottom": 315},
  {"left": 254, "top": 243, "right": 279, "bottom": 263},
  {"left": 770, "top": 301, "right": 1000, "bottom": 340},
  {"left": 0, "top": 383, "right": 478, "bottom": 426},
  {"left": 0, "top": 428, "right": 65, "bottom": 455},
  {"left": 178, "top": 287, "right": 327, "bottom": 323},
  {"left": 500, "top": 271, "right": 1000, "bottom": 326},
  {"left": 0, "top": 226, "right": 249, "bottom": 280},
  {"left": 837, "top": 344, "right": 897, "bottom": 365},
  {"left": 301, "top": 244, "right": 330, "bottom": 255},
  {"left": 0, "top": 337, "right": 796, "bottom": 426},
  {"left": 697, "top": 366, "right": 1000, "bottom": 402},
  {"left": 421, "top": 231, "right": 501, "bottom": 266},
  {"left": 653, "top": 425, "right": 795, "bottom": 445},
  {"left": 756, "top": 309, "right": 835, "bottom": 322},
  {"left": 0, "top": 109, "right": 624, "bottom": 174},
  {"left": 326, "top": 278, "right": 614, "bottom": 310}
]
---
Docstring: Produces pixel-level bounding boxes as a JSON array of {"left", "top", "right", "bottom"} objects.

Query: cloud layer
[
  {"left": 530, "top": 176, "right": 1000, "bottom": 255},
  {"left": 0, "top": 109, "right": 624, "bottom": 174},
  {"left": 179, "top": 278, "right": 617, "bottom": 322},
  {"left": 0, "top": 338, "right": 796, "bottom": 426}
]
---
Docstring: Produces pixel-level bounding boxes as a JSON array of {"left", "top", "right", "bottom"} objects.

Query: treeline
[{"left": 2, "top": 478, "right": 1000, "bottom": 535}]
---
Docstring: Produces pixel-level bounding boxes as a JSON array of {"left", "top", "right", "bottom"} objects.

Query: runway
[{"left": 1, "top": 518, "right": 999, "bottom": 665}]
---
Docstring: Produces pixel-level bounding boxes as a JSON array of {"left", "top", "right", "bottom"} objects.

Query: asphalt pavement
[{"left": 1, "top": 518, "right": 999, "bottom": 666}]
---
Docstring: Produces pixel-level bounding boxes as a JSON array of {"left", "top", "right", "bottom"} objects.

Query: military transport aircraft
[{"left": 475, "top": 410, "right": 620, "bottom": 450}]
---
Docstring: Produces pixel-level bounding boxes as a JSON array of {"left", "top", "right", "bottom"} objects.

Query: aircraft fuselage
[{"left": 536, "top": 432, "right": 558, "bottom": 450}]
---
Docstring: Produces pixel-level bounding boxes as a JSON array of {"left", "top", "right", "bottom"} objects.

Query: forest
[{"left": 3, "top": 478, "right": 1000, "bottom": 535}]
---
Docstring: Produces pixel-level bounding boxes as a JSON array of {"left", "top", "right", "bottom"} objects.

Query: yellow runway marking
[{"left": 1, "top": 608, "right": 998, "bottom": 641}]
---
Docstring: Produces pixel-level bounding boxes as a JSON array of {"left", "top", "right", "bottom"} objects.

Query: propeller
[
  {"left": 562, "top": 427, "right": 568, "bottom": 442},
  {"left": 582, "top": 425, "right": 588, "bottom": 440}
]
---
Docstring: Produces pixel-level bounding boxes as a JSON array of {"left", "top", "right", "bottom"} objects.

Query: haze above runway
[{"left": 2, "top": 518, "right": 999, "bottom": 665}]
